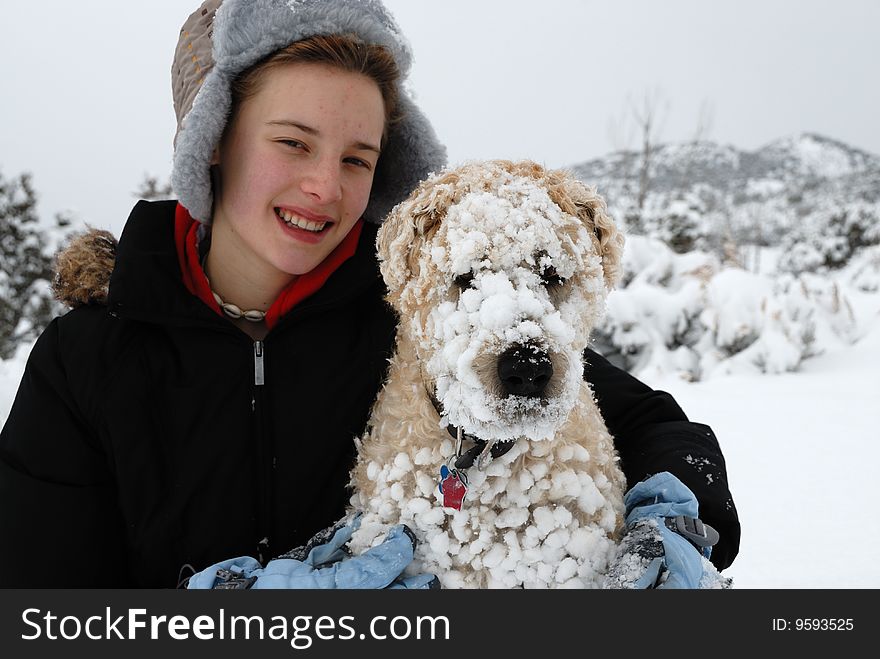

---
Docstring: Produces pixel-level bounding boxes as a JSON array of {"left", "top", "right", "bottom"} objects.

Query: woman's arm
[
  {"left": 0, "top": 318, "right": 130, "bottom": 587},
  {"left": 584, "top": 348, "right": 740, "bottom": 570}
]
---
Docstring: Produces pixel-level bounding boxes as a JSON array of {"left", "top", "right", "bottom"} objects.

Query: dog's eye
[
  {"left": 453, "top": 272, "right": 475, "bottom": 290},
  {"left": 541, "top": 266, "right": 565, "bottom": 288}
]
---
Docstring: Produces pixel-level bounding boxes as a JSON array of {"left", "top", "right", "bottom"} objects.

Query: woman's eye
[
  {"left": 344, "top": 157, "right": 371, "bottom": 170},
  {"left": 281, "top": 139, "right": 306, "bottom": 150}
]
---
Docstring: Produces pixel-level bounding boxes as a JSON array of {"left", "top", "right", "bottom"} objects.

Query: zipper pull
[{"left": 254, "top": 340, "right": 265, "bottom": 386}]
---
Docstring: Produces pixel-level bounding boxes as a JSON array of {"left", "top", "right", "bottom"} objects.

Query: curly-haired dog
[{"left": 348, "top": 160, "right": 628, "bottom": 588}]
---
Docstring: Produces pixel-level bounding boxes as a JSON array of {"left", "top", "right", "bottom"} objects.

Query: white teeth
[{"left": 277, "top": 209, "right": 328, "bottom": 233}]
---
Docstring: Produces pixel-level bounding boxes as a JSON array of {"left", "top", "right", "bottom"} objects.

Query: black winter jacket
[{"left": 0, "top": 200, "right": 739, "bottom": 587}]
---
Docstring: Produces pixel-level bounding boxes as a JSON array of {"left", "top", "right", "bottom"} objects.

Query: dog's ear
[
  {"left": 377, "top": 200, "right": 421, "bottom": 296},
  {"left": 557, "top": 177, "right": 625, "bottom": 291},
  {"left": 376, "top": 171, "right": 459, "bottom": 295}
]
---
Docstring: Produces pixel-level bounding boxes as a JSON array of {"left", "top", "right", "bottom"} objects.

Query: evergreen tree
[
  {"left": 135, "top": 174, "right": 173, "bottom": 201},
  {"left": 0, "top": 170, "right": 65, "bottom": 359}
]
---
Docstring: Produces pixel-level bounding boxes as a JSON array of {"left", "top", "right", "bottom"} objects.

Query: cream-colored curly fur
[{"left": 349, "top": 160, "right": 627, "bottom": 588}]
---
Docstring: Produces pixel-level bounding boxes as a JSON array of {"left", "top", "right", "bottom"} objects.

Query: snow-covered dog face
[{"left": 378, "top": 161, "right": 623, "bottom": 442}]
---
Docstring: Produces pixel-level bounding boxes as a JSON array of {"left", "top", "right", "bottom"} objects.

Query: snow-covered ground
[
  {"left": 645, "top": 294, "right": 880, "bottom": 588},
  {"left": 1, "top": 281, "right": 878, "bottom": 588},
  {"left": 0, "top": 340, "right": 31, "bottom": 424}
]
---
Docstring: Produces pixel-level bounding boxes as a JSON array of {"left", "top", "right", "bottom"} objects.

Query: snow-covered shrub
[
  {"left": 593, "top": 235, "right": 861, "bottom": 380},
  {"left": 776, "top": 240, "right": 824, "bottom": 275},
  {"left": 596, "top": 280, "right": 704, "bottom": 377},
  {"left": 728, "top": 198, "right": 793, "bottom": 248},
  {"left": 640, "top": 188, "right": 726, "bottom": 255},
  {"left": 593, "top": 236, "right": 717, "bottom": 378},
  {"left": 698, "top": 271, "right": 818, "bottom": 377},
  {"left": 645, "top": 197, "right": 705, "bottom": 254},
  {"left": 845, "top": 245, "right": 880, "bottom": 292},
  {"left": 778, "top": 201, "right": 880, "bottom": 275}
]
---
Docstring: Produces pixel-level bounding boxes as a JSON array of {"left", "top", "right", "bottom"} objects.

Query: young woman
[{"left": 0, "top": 0, "right": 739, "bottom": 588}]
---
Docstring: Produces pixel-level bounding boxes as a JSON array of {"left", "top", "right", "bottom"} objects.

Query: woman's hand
[
  {"left": 186, "top": 518, "right": 439, "bottom": 590},
  {"left": 603, "top": 472, "right": 731, "bottom": 589}
]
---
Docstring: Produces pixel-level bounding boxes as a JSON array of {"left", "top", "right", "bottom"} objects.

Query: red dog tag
[{"left": 438, "top": 465, "right": 468, "bottom": 511}]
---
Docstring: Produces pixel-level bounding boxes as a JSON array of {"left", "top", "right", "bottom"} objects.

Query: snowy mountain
[
  {"left": 566, "top": 133, "right": 880, "bottom": 382},
  {"left": 570, "top": 132, "right": 880, "bottom": 206}
]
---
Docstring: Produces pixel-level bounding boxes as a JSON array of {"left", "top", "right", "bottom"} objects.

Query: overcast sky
[{"left": 1, "top": 0, "right": 877, "bottom": 236}]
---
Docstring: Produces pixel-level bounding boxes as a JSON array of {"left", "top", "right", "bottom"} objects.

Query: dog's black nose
[{"left": 497, "top": 345, "right": 553, "bottom": 397}]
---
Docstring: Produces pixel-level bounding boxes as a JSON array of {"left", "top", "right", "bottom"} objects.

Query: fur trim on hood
[
  {"left": 53, "top": 229, "right": 118, "bottom": 308},
  {"left": 172, "top": 0, "right": 447, "bottom": 223}
]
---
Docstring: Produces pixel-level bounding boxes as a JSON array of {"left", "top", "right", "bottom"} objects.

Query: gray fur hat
[{"left": 171, "top": 0, "right": 447, "bottom": 224}]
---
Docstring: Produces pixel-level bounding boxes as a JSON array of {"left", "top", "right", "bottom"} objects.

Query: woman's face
[{"left": 211, "top": 62, "right": 385, "bottom": 279}]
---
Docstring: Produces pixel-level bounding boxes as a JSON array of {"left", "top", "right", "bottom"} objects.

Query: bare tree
[
  {"left": 629, "top": 89, "right": 668, "bottom": 216},
  {"left": 692, "top": 99, "right": 715, "bottom": 144},
  {"left": 605, "top": 90, "right": 669, "bottom": 234},
  {"left": 678, "top": 99, "right": 715, "bottom": 187}
]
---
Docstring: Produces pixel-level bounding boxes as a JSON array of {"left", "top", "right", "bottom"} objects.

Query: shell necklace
[
  {"left": 203, "top": 252, "right": 267, "bottom": 323},
  {"left": 210, "top": 289, "right": 267, "bottom": 323}
]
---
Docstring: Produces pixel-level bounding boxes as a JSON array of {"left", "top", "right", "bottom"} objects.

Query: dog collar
[
  {"left": 444, "top": 425, "right": 516, "bottom": 470},
  {"left": 425, "top": 381, "right": 518, "bottom": 510},
  {"left": 424, "top": 382, "right": 516, "bottom": 469}
]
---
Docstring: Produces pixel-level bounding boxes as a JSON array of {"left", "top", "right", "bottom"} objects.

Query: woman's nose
[{"left": 300, "top": 159, "right": 342, "bottom": 204}]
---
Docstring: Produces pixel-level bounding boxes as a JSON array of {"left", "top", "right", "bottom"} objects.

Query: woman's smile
[{"left": 275, "top": 207, "right": 334, "bottom": 243}]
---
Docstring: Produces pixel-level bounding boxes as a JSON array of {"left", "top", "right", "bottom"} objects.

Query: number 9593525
[{"left": 795, "top": 619, "right": 853, "bottom": 631}]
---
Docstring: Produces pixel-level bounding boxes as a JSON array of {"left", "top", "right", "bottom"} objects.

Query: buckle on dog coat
[
  {"left": 664, "top": 515, "right": 720, "bottom": 558},
  {"left": 213, "top": 567, "right": 257, "bottom": 590}
]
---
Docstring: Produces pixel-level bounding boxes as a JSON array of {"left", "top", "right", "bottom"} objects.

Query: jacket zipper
[
  {"left": 254, "top": 340, "right": 265, "bottom": 387},
  {"left": 251, "top": 339, "right": 272, "bottom": 563}
]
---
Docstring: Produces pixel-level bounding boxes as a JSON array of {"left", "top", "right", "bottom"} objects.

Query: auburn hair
[{"left": 228, "top": 33, "right": 402, "bottom": 141}]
